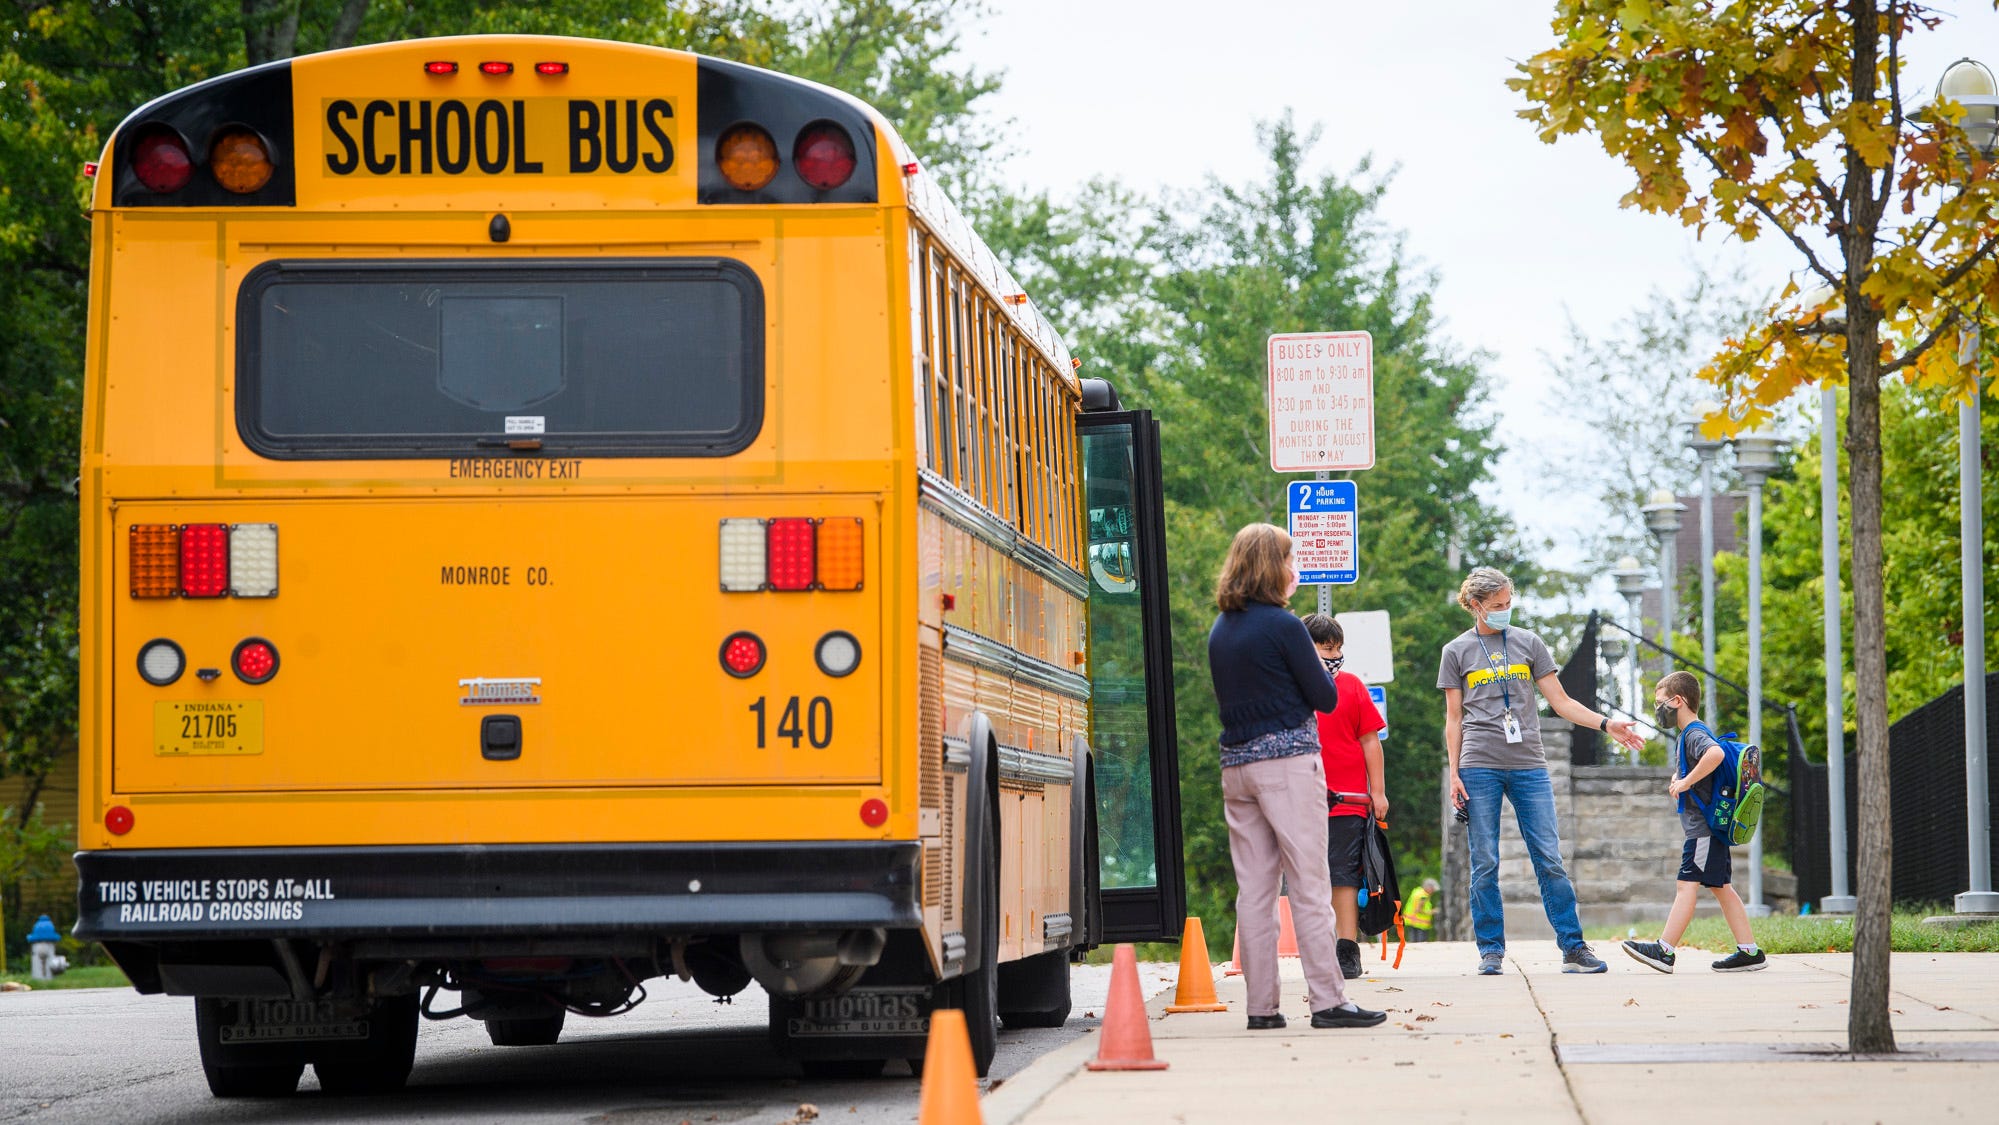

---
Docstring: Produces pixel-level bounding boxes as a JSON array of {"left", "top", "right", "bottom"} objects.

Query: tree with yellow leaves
[{"left": 1514, "top": 1, "right": 1998, "bottom": 1054}]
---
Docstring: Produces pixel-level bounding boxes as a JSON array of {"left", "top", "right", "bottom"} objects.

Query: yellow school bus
[{"left": 73, "top": 34, "right": 1184, "bottom": 1096}]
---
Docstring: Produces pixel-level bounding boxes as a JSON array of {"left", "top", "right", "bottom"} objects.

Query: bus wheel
[
  {"left": 485, "top": 1008, "right": 566, "bottom": 1047},
  {"left": 312, "top": 994, "right": 419, "bottom": 1096},
  {"left": 997, "top": 948, "right": 1072, "bottom": 1029},
  {"left": 937, "top": 813, "right": 1000, "bottom": 1077},
  {"left": 799, "top": 1058, "right": 888, "bottom": 1079},
  {"left": 194, "top": 998, "right": 303, "bottom": 1098}
]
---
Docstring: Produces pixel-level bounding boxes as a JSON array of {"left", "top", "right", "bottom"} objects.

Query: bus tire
[
  {"left": 193, "top": 998, "right": 303, "bottom": 1098},
  {"left": 938, "top": 804, "right": 1000, "bottom": 1077},
  {"left": 485, "top": 1008, "right": 565, "bottom": 1046},
  {"left": 311, "top": 994, "right": 419, "bottom": 1096},
  {"left": 997, "top": 948, "right": 1072, "bottom": 1029}
]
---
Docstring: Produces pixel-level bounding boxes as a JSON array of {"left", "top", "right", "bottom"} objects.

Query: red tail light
[
  {"left": 131, "top": 128, "right": 193, "bottom": 194},
  {"left": 179, "top": 524, "right": 230, "bottom": 597},
  {"left": 479, "top": 61, "right": 513, "bottom": 76},
  {"left": 232, "top": 637, "right": 279, "bottom": 684},
  {"left": 766, "top": 519, "right": 817, "bottom": 591},
  {"left": 106, "top": 806, "right": 135, "bottom": 836},
  {"left": 793, "top": 122, "right": 857, "bottom": 191},
  {"left": 859, "top": 798, "right": 889, "bottom": 828},
  {"left": 721, "top": 632, "right": 766, "bottom": 677}
]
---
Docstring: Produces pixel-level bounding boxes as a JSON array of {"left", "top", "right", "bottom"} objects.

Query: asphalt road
[{"left": 0, "top": 961, "right": 1176, "bottom": 1124}]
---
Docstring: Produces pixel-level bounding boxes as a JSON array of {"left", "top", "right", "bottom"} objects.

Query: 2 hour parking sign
[{"left": 1287, "top": 480, "right": 1357, "bottom": 585}]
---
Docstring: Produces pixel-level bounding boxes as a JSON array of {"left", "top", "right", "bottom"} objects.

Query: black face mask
[
  {"left": 1322, "top": 656, "right": 1345, "bottom": 674},
  {"left": 1655, "top": 701, "right": 1681, "bottom": 732}
]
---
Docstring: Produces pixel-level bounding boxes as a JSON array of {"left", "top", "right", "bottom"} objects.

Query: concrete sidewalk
[{"left": 985, "top": 940, "right": 1999, "bottom": 1124}]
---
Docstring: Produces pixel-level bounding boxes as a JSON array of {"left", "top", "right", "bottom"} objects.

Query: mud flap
[{"left": 768, "top": 929, "right": 938, "bottom": 1064}]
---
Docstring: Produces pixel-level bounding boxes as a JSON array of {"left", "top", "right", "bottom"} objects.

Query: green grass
[
  {"left": 1584, "top": 909, "right": 1999, "bottom": 954},
  {"left": 1, "top": 964, "right": 131, "bottom": 990}
]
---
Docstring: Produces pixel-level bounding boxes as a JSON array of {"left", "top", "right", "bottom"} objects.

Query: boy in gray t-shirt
[{"left": 1620, "top": 671, "right": 1767, "bottom": 974}]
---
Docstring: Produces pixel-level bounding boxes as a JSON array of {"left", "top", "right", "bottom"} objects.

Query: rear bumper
[{"left": 74, "top": 841, "right": 921, "bottom": 941}]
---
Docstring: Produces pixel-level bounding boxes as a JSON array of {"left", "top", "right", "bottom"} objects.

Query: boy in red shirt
[{"left": 1301, "top": 613, "right": 1387, "bottom": 981}]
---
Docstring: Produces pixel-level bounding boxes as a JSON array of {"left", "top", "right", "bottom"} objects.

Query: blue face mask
[{"left": 1484, "top": 607, "right": 1513, "bottom": 630}]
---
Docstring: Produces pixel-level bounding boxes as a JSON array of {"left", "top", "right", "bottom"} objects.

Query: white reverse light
[
  {"left": 719, "top": 519, "right": 767, "bottom": 592},
  {"left": 815, "top": 631, "right": 861, "bottom": 677},
  {"left": 229, "top": 523, "right": 279, "bottom": 597},
  {"left": 138, "top": 639, "right": 185, "bottom": 686}
]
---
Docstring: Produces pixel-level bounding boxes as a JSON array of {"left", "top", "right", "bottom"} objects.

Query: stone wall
[{"left": 1436, "top": 719, "right": 1791, "bottom": 946}]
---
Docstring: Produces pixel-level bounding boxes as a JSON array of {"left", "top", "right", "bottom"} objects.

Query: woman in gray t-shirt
[{"left": 1437, "top": 567, "right": 1643, "bottom": 976}]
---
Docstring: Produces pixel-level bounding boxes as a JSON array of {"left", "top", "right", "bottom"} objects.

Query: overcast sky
[{"left": 956, "top": 0, "right": 1999, "bottom": 588}]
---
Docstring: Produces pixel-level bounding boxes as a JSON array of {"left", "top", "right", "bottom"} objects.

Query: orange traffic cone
[
  {"left": 1085, "top": 944, "right": 1170, "bottom": 1071},
  {"left": 1164, "top": 917, "right": 1228, "bottom": 1013},
  {"left": 1225, "top": 932, "right": 1242, "bottom": 977},
  {"left": 1276, "top": 895, "right": 1300, "bottom": 958},
  {"left": 917, "top": 1008, "right": 984, "bottom": 1125}
]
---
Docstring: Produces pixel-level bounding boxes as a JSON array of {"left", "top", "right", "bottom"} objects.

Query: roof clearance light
[
  {"left": 425, "top": 61, "right": 459, "bottom": 76},
  {"left": 479, "top": 61, "right": 514, "bottom": 76},
  {"left": 232, "top": 637, "right": 279, "bottom": 685},
  {"left": 816, "top": 631, "right": 862, "bottom": 678},
  {"left": 766, "top": 518, "right": 817, "bottom": 591},
  {"left": 793, "top": 121, "right": 857, "bottom": 191},
  {"left": 229, "top": 523, "right": 279, "bottom": 597},
  {"left": 716, "top": 124, "right": 780, "bottom": 191},
  {"left": 816, "top": 518, "right": 864, "bottom": 591},
  {"left": 179, "top": 523, "right": 230, "bottom": 598},
  {"left": 720, "top": 632, "right": 766, "bottom": 678},
  {"left": 719, "top": 518, "right": 768, "bottom": 592},
  {"left": 535, "top": 62, "right": 569, "bottom": 76},
  {"left": 131, "top": 128, "right": 193, "bottom": 194},
  {"left": 138, "top": 639, "right": 186, "bottom": 687},
  {"left": 130, "top": 524, "right": 181, "bottom": 598},
  {"left": 209, "top": 127, "right": 274, "bottom": 194}
]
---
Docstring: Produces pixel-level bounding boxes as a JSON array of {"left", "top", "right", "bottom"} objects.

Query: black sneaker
[
  {"left": 1712, "top": 948, "right": 1769, "bottom": 972},
  {"left": 1246, "top": 1013, "right": 1287, "bottom": 1030},
  {"left": 1621, "top": 940, "right": 1675, "bottom": 974},
  {"left": 1310, "top": 1003, "right": 1387, "bottom": 1029},
  {"left": 1337, "top": 938, "right": 1363, "bottom": 981},
  {"left": 1562, "top": 944, "right": 1609, "bottom": 973}
]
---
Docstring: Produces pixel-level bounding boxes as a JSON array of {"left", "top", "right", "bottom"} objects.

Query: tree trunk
[
  {"left": 1843, "top": 0, "right": 1896, "bottom": 1055},
  {"left": 327, "top": 0, "right": 370, "bottom": 52},
  {"left": 242, "top": 0, "right": 303, "bottom": 66}
]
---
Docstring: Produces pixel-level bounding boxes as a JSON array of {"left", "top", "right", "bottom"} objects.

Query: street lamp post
[
  {"left": 1937, "top": 58, "right": 1999, "bottom": 916},
  {"left": 1802, "top": 283, "right": 1856, "bottom": 915},
  {"left": 1735, "top": 431, "right": 1788, "bottom": 916},
  {"left": 1613, "top": 556, "right": 1649, "bottom": 760},
  {"left": 1686, "top": 404, "right": 1726, "bottom": 731},
  {"left": 1642, "top": 490, "right": 1687, "bottom": 661}
]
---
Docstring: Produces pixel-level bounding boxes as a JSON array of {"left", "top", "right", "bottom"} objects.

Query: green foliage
[
  {"left": 1, "top": 964, "right": 132, "bottom": 989},
  {"left": 986, "top": 117, "right": 1524, "bottom": 932},
  {"left": 1584, "top": 908, "right": 1999, "bottom": 955}
]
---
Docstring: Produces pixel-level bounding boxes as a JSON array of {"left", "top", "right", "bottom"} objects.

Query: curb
[{"left": 983, "top": 1030, "right": 1102, "bottom": 1125}]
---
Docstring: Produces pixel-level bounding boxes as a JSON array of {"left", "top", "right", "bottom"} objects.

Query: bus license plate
[
  {"left": 154, "top": 701, "right": 263, "bottom": 756},
  {"left": 219, "top": 999, "right": 367, "bottom": 1043}
]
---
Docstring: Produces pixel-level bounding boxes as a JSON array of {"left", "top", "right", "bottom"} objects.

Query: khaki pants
[{"left": 1224, "top": 752, "right": 1348, "bottom": 1015}]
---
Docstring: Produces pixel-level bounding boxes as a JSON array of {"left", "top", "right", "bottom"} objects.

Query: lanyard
[{"left": 1474, "top": 628, "right": 1513, "bottom": 710}]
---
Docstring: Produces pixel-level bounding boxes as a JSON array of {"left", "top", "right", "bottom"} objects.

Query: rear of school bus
[{"left": 73, "top": 35, "right": 939, "bottom": 1095}]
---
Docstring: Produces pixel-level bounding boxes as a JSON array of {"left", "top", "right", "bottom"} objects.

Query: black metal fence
[{"left": 1790, "top": 672, "right": 1999, "bottom": 908}]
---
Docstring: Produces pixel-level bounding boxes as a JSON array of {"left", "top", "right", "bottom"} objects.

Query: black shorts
[
  {"left": 1327, "top": 814, "right": 1367, "bottom": 888},
  {"left": 1678, "top": 835, "right": 1732, "bottom": 887}
]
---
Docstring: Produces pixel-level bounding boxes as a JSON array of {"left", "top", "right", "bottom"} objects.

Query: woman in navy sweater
[{"left": 1207, "top": 523, "right": 1384, "bottom": 1030}]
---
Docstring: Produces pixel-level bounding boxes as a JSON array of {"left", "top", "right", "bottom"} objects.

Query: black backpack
[{"left": 1356, "top": 815, "right": 1401, "bottom": 937}]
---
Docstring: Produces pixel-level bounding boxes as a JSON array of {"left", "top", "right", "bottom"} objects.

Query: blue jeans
[{"left": 1461, "top": 767, "right": 1584, "bottom": 955}]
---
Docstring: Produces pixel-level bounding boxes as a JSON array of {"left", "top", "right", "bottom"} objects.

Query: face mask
[
  {"left": 1655, "top": 701, "right": 1681, "bottom": 732},
  {"left": 1322, "top": 656, "right": 1345, "bottom": 674},
  {"left": 1483, "top": 607, "right": 1513, "bottom": 630}
]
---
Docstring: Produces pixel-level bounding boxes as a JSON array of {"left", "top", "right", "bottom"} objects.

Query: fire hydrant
[{"left": 27, "top": 915, "right": 68, "bottom": 980}]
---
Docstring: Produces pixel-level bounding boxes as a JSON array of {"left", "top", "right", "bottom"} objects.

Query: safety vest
[{"left": 1403, "top": 886, "right": 1434, "bottom": 929}]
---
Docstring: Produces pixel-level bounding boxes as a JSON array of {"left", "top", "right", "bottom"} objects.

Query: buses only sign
[{"left": 1267, "top": 331, "right": 1375, "bottom": 471}]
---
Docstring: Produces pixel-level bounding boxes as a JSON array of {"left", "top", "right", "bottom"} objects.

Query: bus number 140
[{"left": 748, "top": 697, "right": 834, "bottom": 749}]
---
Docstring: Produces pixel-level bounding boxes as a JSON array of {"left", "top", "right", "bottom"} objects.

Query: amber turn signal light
[
  {"left": 209, "top": 128, "right": 274, "bottom": 194},
  {"left": 716, "top": 124, "right": 779, "bottom": 191}
]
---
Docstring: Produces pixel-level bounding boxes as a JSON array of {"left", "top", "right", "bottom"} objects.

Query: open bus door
[{"left": 1078, "top": 405, "right": 1186, "bottom": 943}]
